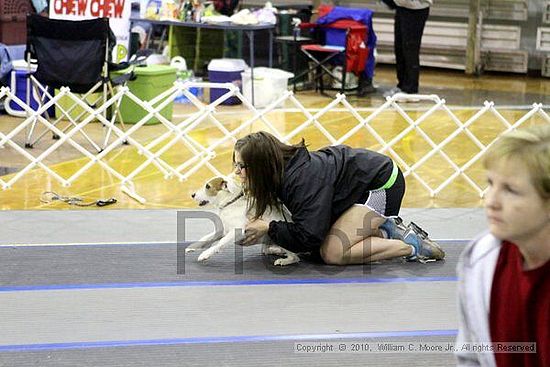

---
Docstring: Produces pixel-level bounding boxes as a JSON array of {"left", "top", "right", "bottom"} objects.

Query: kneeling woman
[{"left": 234, "top": 131, "right": 444, "bottom": 265}]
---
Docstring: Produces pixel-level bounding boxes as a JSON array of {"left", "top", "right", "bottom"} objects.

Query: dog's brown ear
[{"left": 209, "top": 177, "right": 226, "bottom": 191}]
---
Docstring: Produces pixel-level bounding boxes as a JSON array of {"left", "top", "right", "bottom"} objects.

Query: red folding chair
[{"left": 292, "top": 19, "right": 369, "bottom": 95}]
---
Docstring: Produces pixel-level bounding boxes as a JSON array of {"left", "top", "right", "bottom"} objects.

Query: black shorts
[{"left": 357, "top": 168, "right": 405, "bottom": 217}]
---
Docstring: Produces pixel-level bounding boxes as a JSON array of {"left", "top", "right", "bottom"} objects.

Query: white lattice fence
[{"left": 1, "top": 82, "right": 549, "bottom": 202}]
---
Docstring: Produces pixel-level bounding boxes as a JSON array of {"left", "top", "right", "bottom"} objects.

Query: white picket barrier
[{"left": 1, "top": 82, "right": 549, "bottom": 201}]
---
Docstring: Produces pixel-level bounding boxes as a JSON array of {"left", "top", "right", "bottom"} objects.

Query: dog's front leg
[
  {"left": 261, "top": 243, "right": 270, "bottom": 255},
  {"left": 197, "top": 230, "right": 239, "bottom": 262},
  {"left": 274, "top": 251, "right": 301, "bottom": 266},
  {"left": 263, "top": 244, "right": 300, "bottom": 266},
  {"left": 185, "top": 231, "right": 221, "bottom": 253},
  {"left": 263, "top": 243, "right": 288, "bottom": 256}
]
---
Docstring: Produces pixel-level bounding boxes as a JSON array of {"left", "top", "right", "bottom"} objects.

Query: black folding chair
[{"left": 24, "top": 14, "right": 129, "bottom": 150}]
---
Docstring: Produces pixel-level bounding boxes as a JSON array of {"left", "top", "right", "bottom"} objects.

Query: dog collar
[{"left": 219, "top": 191, "right": 244, "bottom": 209}]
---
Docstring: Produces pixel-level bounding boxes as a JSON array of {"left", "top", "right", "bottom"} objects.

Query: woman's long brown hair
[{"left": 233, "top": 131, "right": 306, "bottom": 219}]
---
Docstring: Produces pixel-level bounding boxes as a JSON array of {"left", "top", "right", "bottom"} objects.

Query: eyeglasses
[{"left": 233, "top": 162, "right": 247, "bottom": 171}]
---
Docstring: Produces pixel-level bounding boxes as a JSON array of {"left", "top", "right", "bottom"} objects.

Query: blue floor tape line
[
  {"left": 0, "top": 276, "right": 457, "bottom": 292},
  {"left": 0, "top": 329, "right": 459, "bottom": 352}
]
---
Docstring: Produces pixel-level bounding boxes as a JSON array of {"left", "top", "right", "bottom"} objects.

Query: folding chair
[
  {"left": 292, "top": 20, "right": 369, "bottom": 96},
  {"left": 24, "top": 14, "right": 128, "bottom": 150}
]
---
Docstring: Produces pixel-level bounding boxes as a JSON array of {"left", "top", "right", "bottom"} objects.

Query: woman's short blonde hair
[{"left": 483, "top": 124, "right": 550, "bottom": 201}]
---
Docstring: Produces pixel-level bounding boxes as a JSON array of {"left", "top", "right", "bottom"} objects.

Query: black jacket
[{"left": 267, "top": 145, "right": 395, "bottom": 253}]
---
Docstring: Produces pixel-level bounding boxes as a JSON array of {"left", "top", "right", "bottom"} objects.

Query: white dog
[{"left": 186, "top": 176, "right": 300, "bottom": 266}]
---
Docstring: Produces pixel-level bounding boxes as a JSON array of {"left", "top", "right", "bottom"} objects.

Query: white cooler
[{"left": 241, "top": 67, "right": 294, "bottom": 108}]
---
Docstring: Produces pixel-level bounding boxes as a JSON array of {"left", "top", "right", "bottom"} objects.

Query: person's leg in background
[
  {"left": 397, "top": 6, "right": 429, "bottom": 94},
  {"left": 394, "top": 7, "right": 406, "bottom": 93}
]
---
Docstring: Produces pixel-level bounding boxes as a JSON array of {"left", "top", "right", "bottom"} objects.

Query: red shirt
[{"left": 489, "top": 241, "right": 550, "bottom": 367}]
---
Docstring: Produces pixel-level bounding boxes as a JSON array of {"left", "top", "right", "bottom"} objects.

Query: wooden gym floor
[{"left": 1, "top": 65, "right": 549, "bottom": 210}]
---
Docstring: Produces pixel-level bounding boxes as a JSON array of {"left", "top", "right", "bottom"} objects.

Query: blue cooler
[
  {"left": 208, "top": 59, "right": 247, "bottom": 105},
  {"left": 6, "top": 60, "right": 53, "bottom": 117}
]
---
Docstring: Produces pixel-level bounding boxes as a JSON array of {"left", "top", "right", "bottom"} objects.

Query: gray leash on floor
[{"left": 40, "top": 191, "right": 117, "bottom": 207}]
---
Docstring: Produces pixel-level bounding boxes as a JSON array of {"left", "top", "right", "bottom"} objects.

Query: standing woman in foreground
[
  {"left": 455, "top": 124, "right": 550, "bottom": 367},
  {"left": 233, "top": 131, "right": 444, "bottom": 265}
]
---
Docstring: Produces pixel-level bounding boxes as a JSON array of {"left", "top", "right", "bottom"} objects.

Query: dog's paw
[
  {"left": 185, "top": 242, "right": 205, "bottom": 253},
  {"left": 273, "top": 255, "right": 300, "bottom": 266},
  {"left": 264, "top": 245, "right": 287, "bottom": 256},
  {"left": 197, "top": 251, "right": 211, "bottom": 262},
  {"left": 197, "top": 247, "right": 218, "bottom": 262}
]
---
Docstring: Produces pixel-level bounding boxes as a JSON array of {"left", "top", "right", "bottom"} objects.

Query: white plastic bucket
[{"left": 241, "top": 67, "right": 294, "bottom": 108}]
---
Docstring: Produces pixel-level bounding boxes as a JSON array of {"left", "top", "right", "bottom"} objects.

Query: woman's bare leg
[{"left": 320, "top": 204, "right": 413, "bottom": 265}]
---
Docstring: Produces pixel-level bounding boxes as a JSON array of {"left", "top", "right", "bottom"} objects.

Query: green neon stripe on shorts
[{"left": 377, "top": 160, "right": 398, "bottom": 190}]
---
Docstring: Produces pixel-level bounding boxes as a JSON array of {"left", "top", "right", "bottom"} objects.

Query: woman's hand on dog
[{"left": 241, "top": 219, "right": 269, "bottom": 246}]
